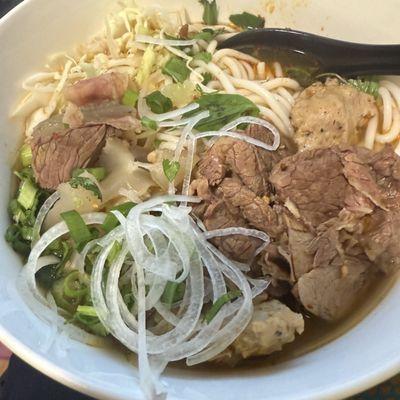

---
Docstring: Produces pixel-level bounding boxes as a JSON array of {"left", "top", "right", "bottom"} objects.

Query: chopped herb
[
  {"left": 184, "top": 93, "right": 259, "bottom": 131},
  {"left": 162, "top": 159, "right": 180, "bottom": 182},
  {"left": 72, "top": 167, "right": 106, "bottom": 181},
  {"left": 141, "top": 116, "right": 158, "bottom": 130},
  {"left": 161, "top": 281, "right": 185, "bottom": 308},
  {"left": 74, "top": 306, "right": 108, "bottom": 336},
  {"left": 107, "top": 240, "right": 122, "bottom": 264},
  {"left": 162, "top": 57, "right": 190, "bottom": 83},
  {"left": 193, "top": 51, "right": 212, "bottom": 63},
  {"left": 204, "top": 290, "right": 242, "bottom": 323},
  {"left": 5, "top": 167, "right": 49, "bottom": 257},
  {"left": 229, "top": 12, "right": 265, "bottom": 30},
  {"left": 145, "top": 90, "right": 173, "bottom": 114},
  {"left": 5, "top": 224, "right": 31, "bottom": 256},
  {"left": 19, "top": 143, "right": 32, "bottom": 167},
  {"left": 120, "top": 284, "right": 135, "bottom": 309},
  {"left": 102, "top": 202, "right": 136, "bottom": 233},
  {"left": 61, "top": 210, "right": 93, "bottom": 251},
  {"left": 348, "top": 77, "right": 380, "bottom": 98},
  {"left": 63, "top": 270, "right": 88, "bottom": 298},
  {"left": 154, "top": 139, "right": 162, "bottom": 148},
  {"left": 122, "top": 89, "right": 139, "bottom": 107},
  {"left": 69, "top": 176, "right": 102, "bottom": 199},
  {"left": 192, "top": 28, "right": 225, "bottom": 42},
  {"left": 199, "top": 0, "right": 218, "bottom": 25},
  {"left": 316, "top": 73, "right": 380, "bottom": 98},
  {"left": 51, "top": 278, "right": 80, "bottom": 314},
  {"left": 17, "top": 179, "right": 38, "bottom": 210},
  {"left": 76, "top": 305, "right": 98, "bottom": 317}
]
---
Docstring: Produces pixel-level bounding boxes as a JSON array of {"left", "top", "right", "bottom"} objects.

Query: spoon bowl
[{"left": 220, "top": 28, "right": 400, "bottom": 77}]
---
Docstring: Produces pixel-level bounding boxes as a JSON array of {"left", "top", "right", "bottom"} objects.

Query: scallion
[
  {"left": 63, "top": 271, "right": 88, "bottom": 298},
  {"left": 102, "top": 202, "right": 136, "bottom": 233},
  {"left": 161, "top": 281, "right": 185, "bottom": 308},
  {"left": 61, "top": 210, "right": 93, "bottom": 251},
  {"left": 76, "top": 305, "right": 98, "bottom": 317},
  {"left": 17, "top": 179, "right": 38, "bottom": 210},
  {"left": 19, "top": 143, "right": 32, "bottom": 167},
  {"left": 107, "top": 240, "right": 122, "bottom": 264},
  {"left": 122, "top": 89, "right": 139, "bottom": 107},
  {"left": 204, "top": 290, "right": 242, "bottom": 323}
]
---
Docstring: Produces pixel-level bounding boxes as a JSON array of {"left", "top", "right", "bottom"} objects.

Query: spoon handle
[{"left": 221, "top": 29, "right": 400, "bottom": 76}]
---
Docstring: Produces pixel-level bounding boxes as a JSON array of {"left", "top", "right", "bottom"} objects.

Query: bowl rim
[{"left": 0, "top": 1, "right": 400, "bottom": 399}]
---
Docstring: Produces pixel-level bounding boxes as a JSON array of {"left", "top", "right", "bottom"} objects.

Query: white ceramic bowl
[{"left": 1, "top": 1, "right": 400, "bottom": 399}]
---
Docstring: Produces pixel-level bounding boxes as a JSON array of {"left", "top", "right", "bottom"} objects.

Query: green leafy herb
[
  {"left": 161, "top": 281, "right": 185, "bottom": 308},
  {"left": 162, "top": 57, "right": 190, "bottom": 83},
  {"left": 141, "top": 116, "right": 158, "bottom": 130},
  {"left": 348, "top": 77, "right": 379, "bottom": 98},
  {"left": 69, "top": 176, "right": 102, "bottom": 199},
  {"left": 61, "top": 210, "right": 93, "bottom": 251},
  {"left": 204, "top": 290, "right": 242, "bottom": 323},
  {"left": 316, "top": 73, "right": 380, "bottom": 98},
  {"left": 145, "top": 90, "right": 173, "bottom": 114},
  {"left": 193, "top": 51, "right": 212, "bottom": 63},
  {"left": 162, "top": 159, "right": 180, "bottom": 182},
  {"left": 122, "top": 89, "right": 139, "bottom": 107},
  {"left": 19, "top": 143, "right": 32, "bottom": 167},
  {"left": 229, "top": 12, "right": 265, "bottom": 30},
  {"left": 185, "top": 93, "right": 259, "bottom": 131},
  {"left": 199, "top": 0, "right": 218, "bottom": 25},
  {"left": 102, "top": 202, "right": 136, "bottom": 233},
  {"left": 72, "top": 167, "right": 106, "bottom": 181}
]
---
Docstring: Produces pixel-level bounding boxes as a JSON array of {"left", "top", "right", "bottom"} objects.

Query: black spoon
[{"left": 219, "top": 28, "right": 400, "bottom": 77}]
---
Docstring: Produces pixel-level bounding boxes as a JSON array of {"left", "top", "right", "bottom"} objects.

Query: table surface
[{"left": 0, "top": 1, "right": 398, "bottom": 399}]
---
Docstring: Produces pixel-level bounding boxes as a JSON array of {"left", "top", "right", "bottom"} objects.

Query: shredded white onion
[
  {"left": 135, "top": 34, "right": 197, "bottom": 47},
  {"left": 32, "top": 191, "right": 61, "bottom": 245}
]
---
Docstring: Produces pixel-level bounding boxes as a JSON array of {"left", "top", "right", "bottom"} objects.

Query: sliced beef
[
  {"left": 64, "top": 72, "right": 128, "bottom": 106},
  {"left": 291, "top": 79, "right": 376, "bottom": 151},
  {"left": 192, "top": 124, "right": 296, "bottom": 262},
  {"left": 63, "top": 101, "right": 141, "bottom": 131},
  {"left": 31, "top": 122, "right": 115, "bottom": 189},
  {"left": 270, "top": 146, "right": 388, "bottom": 229},
  {"left": 360, "top": 145, "right": 400, "bottom": 209},
  {"left": 270, "top": 145, "right": 400, "bottom": 320},
  {"left": 270, "top": 147, "right": 351, "bottom": 228},
  {"left": 213, "top": 300, "right": 304, "bottom": 366},
  {"left": 355, "top": 209, "right": 400, "bottom": 275},
  {"left": 297, "top": 257, "right": 372, "bottom": 320}
]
